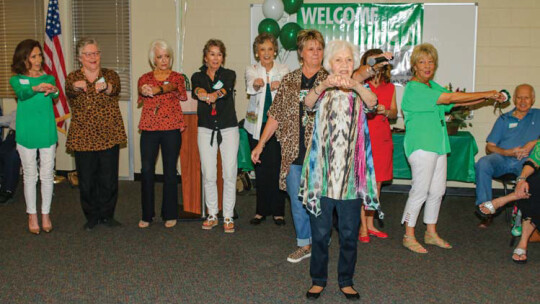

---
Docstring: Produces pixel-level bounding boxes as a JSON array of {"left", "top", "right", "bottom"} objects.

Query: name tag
[
  {"left": 509, "top": 122, "right": 518, "bottom": 129},
  {"left": 213, "top": 80, "right": 223, "bottom": 90},
  {"left": 19, "top": 79, "right": 30, "bottom": 85}
]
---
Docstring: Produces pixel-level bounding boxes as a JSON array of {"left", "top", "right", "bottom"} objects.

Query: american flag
[{"left": 43, "top": 0, "right": 70, "bottom": 133}]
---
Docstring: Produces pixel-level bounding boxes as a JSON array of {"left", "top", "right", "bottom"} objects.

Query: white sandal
[
  {"left": 477, "top": 201, "right": 496, "bottom": 217},
  {"left": 512, "top": 247, "right": 527, "bottom": 264}
]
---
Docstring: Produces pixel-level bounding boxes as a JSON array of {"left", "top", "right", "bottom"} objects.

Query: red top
[
  {"left": 138, "top": 71, "right": 187, "bottom": 131},
  {"left": 367, "top": 80, "right": 395, "bottom": 182}
]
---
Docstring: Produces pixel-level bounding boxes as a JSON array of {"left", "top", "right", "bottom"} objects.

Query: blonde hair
[
  {"left": 148, "top": 39, "right": 174, "bottom": 69},
  {"left": 323, "top": 40, "right": 360, "bottom": 73},
  {"left": 410, "top": 43, "right": 438, "bottom": 76},
  {"left": 296, "top": 29, "right": 325, "bottom": 63}
]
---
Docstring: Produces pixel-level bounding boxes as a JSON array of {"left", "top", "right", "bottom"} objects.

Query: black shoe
[
  {"left": 340, "top": 287, "right": 360, "bottom": 301},
  {"left": 83, "top": 219, "right": 99, "bottom": 231},
  {"left": 100, "top": 218, "right": 122, "bottom": 227},
  {"left": 273, "top": 217, "right": 286, "bottom": 226},
  {"left": 306, "top": 286, "right": 324, "bottom": 300},
  {"left": 0, "top": 190, "right": 14, "bottom": 205},
  {"left": 249, "top": 216, "right": 266, "bottom": 225}
]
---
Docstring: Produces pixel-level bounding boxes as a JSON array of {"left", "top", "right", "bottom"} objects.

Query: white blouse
[{"left": 244, "top": 62, "right": 289, "bottom": 140}]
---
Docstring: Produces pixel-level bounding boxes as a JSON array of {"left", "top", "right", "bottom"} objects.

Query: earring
[
  {"left": 255, "top": 54, "right": 259, "bottom": 59},
  {"left": 274, "top": 52, "right": 277, "bottom": 56}
]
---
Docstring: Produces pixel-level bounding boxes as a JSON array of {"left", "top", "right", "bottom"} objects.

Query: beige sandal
[
  {"left": 424, "top": 231, "right": 452, "bottom": 249},
  {"left": 403, "top": 235, "right": 427, "bottom": 254}
]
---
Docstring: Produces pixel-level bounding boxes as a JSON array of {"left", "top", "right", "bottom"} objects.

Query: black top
[
  {"left": 292, "top": 73, "right": 317, "bottom": 165},
  {"left": 191, "top": 65, "right": 238, "bottom": 130}
]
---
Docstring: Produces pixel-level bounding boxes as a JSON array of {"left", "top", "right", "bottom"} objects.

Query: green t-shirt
[
  {"left": 402, "top": 80, "right": 453, "bottom": 157},
  {"left": 9, "top": 74, "right": 58, "bottom": 148}
]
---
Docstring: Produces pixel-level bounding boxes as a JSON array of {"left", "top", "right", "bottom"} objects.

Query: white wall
[{"left": 2, "top": 0, "right": 539, "bottom": 187}]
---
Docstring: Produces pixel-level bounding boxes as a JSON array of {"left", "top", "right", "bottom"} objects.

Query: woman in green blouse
[
  {"left": 400, "top": 43, "right": 506, "bottom": 253},
  {"left": 9, "top": 39, "right": 59, "bottom": 234},
  {"left": 478, "top": 140, "right": 539, "bottom": 264}
]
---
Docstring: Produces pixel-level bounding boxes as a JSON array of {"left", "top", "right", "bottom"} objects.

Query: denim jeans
[
  {"left": 475, "top": 153, "right": 524, "bottom": 205},
  {"left": 286, "top": 164, "right": 311, "bottom": 247},
  {"left": 310, "top": 196, "right": 361, "bottom": 288}
]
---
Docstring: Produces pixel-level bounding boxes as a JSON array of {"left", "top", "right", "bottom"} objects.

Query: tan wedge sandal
[
  {"left": 424, "top": 231, "right": 452, "bottom": 249},
  {"left": 403, "top": 235, "right": 427, "bottom": 254}
]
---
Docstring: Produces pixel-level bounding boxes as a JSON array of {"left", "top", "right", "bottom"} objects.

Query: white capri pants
[
  {"left": 401, "top": 149, "right": 447, "bottom": 227},
  {"left": 197, "top": 127, "right": 239, "bottom": 219},
  {"left": 17, "top": 144, "right": 56, "bottom": 215}
]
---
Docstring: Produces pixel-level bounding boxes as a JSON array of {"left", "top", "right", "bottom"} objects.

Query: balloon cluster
[{"left": 259, "top": 0, "right": 304, "bottom": 51}]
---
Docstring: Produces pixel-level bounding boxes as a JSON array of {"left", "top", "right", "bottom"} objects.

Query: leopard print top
[
  {"left": 65, "top": 68, "right": 127, "bottom": 152},
  {"left": 267, "top": 68, "right": 328, "bottom": 190}
]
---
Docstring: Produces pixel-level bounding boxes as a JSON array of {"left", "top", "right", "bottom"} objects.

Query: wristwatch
[{"left": 516, "top": 176, "right": 526, "bottom": 182}]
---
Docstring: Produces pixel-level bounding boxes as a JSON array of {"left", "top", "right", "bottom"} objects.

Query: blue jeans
[
  {"left": 475, "top": 153, "right": 524, "bottom": 205},
  {"left": 286, "top": 165, "right": 311, "bottom": 247},
  {"left": 310, "top": 197, "right": 361, "bottom": 288}
]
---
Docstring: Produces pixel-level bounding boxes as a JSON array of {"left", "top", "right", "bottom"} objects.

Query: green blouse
[
  {"left": 9, "top": 74, "right": 58, "bottom": 149},
  {"left": 402, "top": 80, "right": 454, "bottom": 157},
  {"left": 528, "top": 141, "right": 540, "bottom": 169}
]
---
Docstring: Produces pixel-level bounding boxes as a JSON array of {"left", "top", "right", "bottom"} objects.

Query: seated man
[
  {"left": 475, "top": 84, "right": 540, "bottom": 227},
  {"left": 0, "top": 110, "right": 20, "bottom": 204}
]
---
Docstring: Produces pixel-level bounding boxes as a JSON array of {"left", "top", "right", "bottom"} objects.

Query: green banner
[{"left": 297, "top": 3, "right": 423, "bottom": 84}]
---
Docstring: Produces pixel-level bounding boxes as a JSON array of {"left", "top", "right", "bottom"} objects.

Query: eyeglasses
[{"left": 81, "top": 51, "right": 101, "bottom": 58}]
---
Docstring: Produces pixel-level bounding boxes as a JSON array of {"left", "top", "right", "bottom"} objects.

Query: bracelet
[
  {"left": 216, "top": 88, "right": 225, "bottom": 99},
  {"left": 313, "top": 86, "right": 321, "bottom": 95},
  {"left": 384, "top": 110, "right": 389, "bottom": 117},
  {"left": 516, "top": 176, "right": 527, "bottom": 182},
  {"left": 364, "top": 99, "right": 379, "bottom": 114}
]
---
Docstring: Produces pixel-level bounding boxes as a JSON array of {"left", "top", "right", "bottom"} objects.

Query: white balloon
[{"left": 262, "top": 0, "right": 284, "bottom": 21}]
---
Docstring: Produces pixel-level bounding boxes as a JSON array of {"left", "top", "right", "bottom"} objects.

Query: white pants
[
  {"left": 401, "top": 150, "right": 447, "bottom": 227},
  {"left": 17, "top": 144, "right": 56, "bottom": 215},
  {"left": 197, "top": 127, "right": 239, "bottom": 218}
]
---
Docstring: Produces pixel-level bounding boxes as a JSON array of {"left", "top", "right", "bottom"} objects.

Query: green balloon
[
  {"left": 283, "top": 0, "right": 303, "bottom": 15},
  {"left": 279, "top": 22, "right": 302, "bottom": 51},
  {"left": 258, "top": 18, "right": 280, "bottom": 38}
]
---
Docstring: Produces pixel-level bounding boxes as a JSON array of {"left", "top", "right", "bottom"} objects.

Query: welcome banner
[{"left": 297, "top": 3, "right": 423, "bottom": 84}]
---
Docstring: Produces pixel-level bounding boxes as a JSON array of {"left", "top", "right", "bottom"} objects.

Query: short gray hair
[
  {"left": 148, "top": 39, "right": 174, "bottom": 69},
  {"left": 323, "top": 40, "right": 360, "bottom": 74},
  {"left": 76, "top": 37, "right": 100, "bottom": 57}
]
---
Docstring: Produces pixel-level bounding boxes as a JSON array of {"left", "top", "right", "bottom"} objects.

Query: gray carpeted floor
[{"left": 0, "top": 180, "right": 538, "bottom": 304}]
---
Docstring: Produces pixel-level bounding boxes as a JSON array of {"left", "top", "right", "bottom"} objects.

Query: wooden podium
[{"left": 179, "top": 94, "right": 223, "bottom": 217}]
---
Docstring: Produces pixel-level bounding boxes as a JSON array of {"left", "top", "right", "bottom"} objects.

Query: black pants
[
  {"left": 247, "top": 126, "right": 285, "bottom": 217},
  {"left": 0, "top": 131, "right": 20, "bottom": 192},
  {"left": 518, "top": 169, "right": 540, "bottom": 227},
  {"left": 310, "top": 197, "right": 361, "bottom": 288},
  {"left": 140, "top": 130, "right": 181, "bottom": 222},
  {"left": 74, "top": 145, "right": 120, "bottom": 222}
]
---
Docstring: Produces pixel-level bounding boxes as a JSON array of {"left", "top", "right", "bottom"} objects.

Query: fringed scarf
[{"left": 299, "top": 89, "right": 382, "bottom": 218}]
